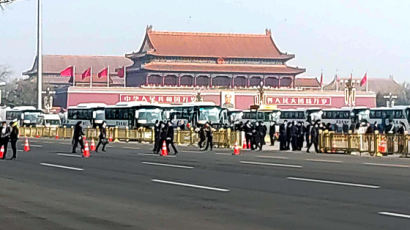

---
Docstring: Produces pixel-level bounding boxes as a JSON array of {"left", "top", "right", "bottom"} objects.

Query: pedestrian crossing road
[{"left": 1, "top": 138, "right": 409, "bottom": 230}]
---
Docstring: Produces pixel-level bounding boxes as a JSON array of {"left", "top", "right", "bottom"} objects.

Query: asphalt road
[{"left": 0, "top": 138, "right": 409, "bottom": 230}]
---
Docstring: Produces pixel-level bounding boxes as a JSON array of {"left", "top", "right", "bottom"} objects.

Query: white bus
[
  {"left": 320, "top": 107, "right": 369, "bottom": 132},
  {"left": 367, "top": 106, "right": 410, "bottom": 132},
  {"left": 67, "top": 103, "right": 107, "bottom": 128},
  {"left": 278, "top": 108, "right": 322, "bottom": 124},
  {"left": 104, "top": 102, "right": 163, "bottom": 128},
  {"left": 162, "top": 102, "right": 229, "bottom": 128},
  {"left": 5, "top": 106, "right": 44, "bottom": 126}
]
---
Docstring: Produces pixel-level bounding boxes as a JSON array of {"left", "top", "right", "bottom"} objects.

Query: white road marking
[
  {"left": 378, "top": 211, "right": 410, "bottom": 219},
  {"left": 30, "top": 145, "right": 43, "bottom": 147},
  {"left": 141, "top": 162, "right": 193, "bottom": 169},
  {"left": 240, "top": 160, "right": 302, "bottom": 168},
  {"left": 185, "top": 151, "right": 204, "bottom": 153},
  {"left": 363, "top": 162, "right": 410, "bottom": 168},
  {"left": 17, "top": 150, "right": 23, "bottom": 152},
  {"left": 152, "top": 179, "right": 230, "bottom": 192},
  {"left": 216, "top": 152, "right": 232, "bottom": 156},
  {"left": 287, "top": 177, "right": 380, "bottom": 189},
  {"left": 306, "top": 159, "right": 342, "bottom": 163},
  {"left": 138, "top": 153, "right": 176, "bottom": 158},
  {"left": 57, "top": 153, "right": 82, "bottom": 158},
  {"left": 122, "top": 146, "right": 140, "bottom": 150},
  {"left": 257, "top": 155, "right": 289, "bottom": 159},
  {"left": 40, "top": 163, "right": 83, "bottom": 171}
]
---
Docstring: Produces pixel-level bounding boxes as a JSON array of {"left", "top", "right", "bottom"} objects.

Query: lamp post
[
  {"left": 383, "top": 93, "right": 397, "bottom": 107},
  {"left": 344, "top": 78, "right": 356, "bottom": 107},
  {"left": 258, "top": 81, "right": 265, "bottom": 106},
  {"left": 37, "top": 0, "right": 43, "bottom": 110}
]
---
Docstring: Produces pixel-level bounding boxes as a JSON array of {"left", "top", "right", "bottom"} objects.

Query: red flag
[
  {"left": 117, "top": 66, "right": 125, "bottom": 78},
  {"left": 60, "top": 66, "right": 73, "bottom": 77},
  {"left": 98, "top": 67, "right": 108, "bottom": 78},
  {"left": 82, "top": 67, "right": 91, "bottom": 79},
  {"left": 320, "top": 73, "right": 323, "bottom": 87},
  {"left": 360, "top": 72, "right": 367, "bottom": 87}
]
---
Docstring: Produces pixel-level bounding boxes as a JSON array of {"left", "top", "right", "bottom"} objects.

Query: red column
[
  {"left": 278, "top": 76, "right": 281, "bottom": 88},
  {"left": 178, "top": 74, "right": 181, "bottom": 87},
  {"left": 145, "top": 75, "right": 148, "bottom": 86},
  {"left": 162, "top": 75, "right": 165, "bottom": 87},
  {"left": 194, "top": 75, "right": 197, "bottom": 87},
  {"left": 292, "top": 75, "right": 295, "bottom": 88},
  {"left": 231, "top": 76, "right": 235, "bottom": 88},
  {"left": 247, "top": 77, "right": 250, "bottom": 88},
  {"left": 209, "top": 76, "right": 212, "bottom": 88}
]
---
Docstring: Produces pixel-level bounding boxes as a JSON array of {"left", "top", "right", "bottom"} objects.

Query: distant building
[
  {"left": 324, "top": 75, "right": 403, "bottom": 94},
  {"left": 23, "top": 55, "right": 133, "bottom": 89},
  {"left": 24, "top": 27, "right": 376, "bottom": 109},
  {"left": 125, "top": 26, "right": 305, "bottom": 88}
]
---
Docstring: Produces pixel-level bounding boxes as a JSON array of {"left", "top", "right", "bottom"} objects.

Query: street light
[{"left": 37, "top": 0, "right": 42, "bottom": 110}]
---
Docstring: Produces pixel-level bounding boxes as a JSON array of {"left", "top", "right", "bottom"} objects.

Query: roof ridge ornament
[
  {"left": 265, "top": 28, "right": 271, "bottom": 36},
  {"left": 146, "top": 25, "right": 153, "bottom": 32}
]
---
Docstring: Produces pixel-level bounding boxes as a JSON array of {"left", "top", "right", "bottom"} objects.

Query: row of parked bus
[{"left": 2, "top": 103, "right": 410, "bottom": 132}]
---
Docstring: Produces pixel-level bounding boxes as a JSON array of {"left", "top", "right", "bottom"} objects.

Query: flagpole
[
  {"left": 336, "top": 74, "right": 339, "bottom": 92},
  {"left": 90, "top": 67, "right": 92, "bottom": 88},
  {"left": 36, "top": 0, "right": 42, "bottom": 110},
  {"left": 366, "top": 72, "right": 368, "bottom": 92},
  {"left": 73, "top": 65, "right": 76, "bottom": 87},
  {"left": 124, "top": 66, "right": 126, "bottom": 88},
  {"left": 107, "top": 66, "right": 110, "bottom": 87}
]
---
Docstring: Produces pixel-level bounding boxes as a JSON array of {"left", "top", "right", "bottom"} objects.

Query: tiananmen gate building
[{"left": 24, "top": 26, "right": 376, "bottom": 110}]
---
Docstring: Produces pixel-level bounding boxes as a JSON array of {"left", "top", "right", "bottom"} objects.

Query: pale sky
[{"left": 1, "top": 0, "right": 410, "bottom": 83}]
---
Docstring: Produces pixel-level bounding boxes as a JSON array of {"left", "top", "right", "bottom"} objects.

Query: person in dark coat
[
  {"left": 257, "top": 121, "right": 266, "bottom": 151},
  {"left": 286, "top": 122, "right": 292, "bottom": 150},
  {"left": 0, "top": 121, "right": 11, "bottom": 160},
  {"left": 198, "top": 125, "right": 206, "bottom": 149},
  {"left": 166, "top": 121, "right": 178, "bottom": 154},
  {"left": 279, "top": 120, "right": 287, "bottom": 150},
  {"left": 72, "top": 121, "right": 85, "bottom": 153},
  {"left": 269, "top": 121, "right": 276, "bottom": 146},
  {"left": 204, "top": 123, "right": 213, "bottom": 151},
  {"left": 397, "top": 122, "right": 406, "bottom": 153},
  {"left": 365, "top": 122, "right": 374, "bottom": 134},
  {"left": 290, "top": 122, "right": 298, "bottom": 151},
  {"left": 297, "top": 122, "right": 304, "bottom": 150},
  {"left": 305, "top": 121, "right": 312, "bottom": 148},
  {"left": 251, "top": 122, "right": 259, "bottom": 150},
  {"left": 153, "top": 120, "right": 161, "bottom": 153},
  {"left": 156, "top": 122, "right": 168, "bottom": 154},
  {"left": 96, "top": 122, "right": 108, "bottom": 152},
  {"left": 9, "top": 121, "right": 19, "bottom": 160},
  {"left": 307, "top": 122, "right": 320, "bottom": 153},
  {"left": 244, "top": 121, "right": 253, "bottom": 149}
]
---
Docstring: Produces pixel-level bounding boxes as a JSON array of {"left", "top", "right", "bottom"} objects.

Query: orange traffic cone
[
  {"left": 248, "top": 142, "right": 251, "bottom": 149},
  {"left": 90, "top": 139, "right": 96, "bottom": 151},
  {"left": 161, "top": 140, "right": 168, "bottom": 156},
  {"left": 108, "top": 133, "right": 113, "bottom": 142},
  {"left": 242, "top": 139, "right": 247, "bottom": 149},
  {"left": 83, "top": 141, "right": 90, "bottom": 158},
  {"left": 233, "top": 143, "right": 240, "bottom": 155},
  {"left": 55, "top": 132, "right": 59, "bottom": 139},
  {"left": 0, "top": 145, "right": 4, "bottom": 158},
  {"left": 24, "top": 138, "right": 30, "bottom": 152}
]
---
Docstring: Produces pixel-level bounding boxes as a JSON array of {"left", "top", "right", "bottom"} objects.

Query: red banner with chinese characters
[
  {"left": 265, "top": 96, "right": 331, "bottom": 106},
  {"left": 120, "top": 94, "right": 196, "bottom": 104}
]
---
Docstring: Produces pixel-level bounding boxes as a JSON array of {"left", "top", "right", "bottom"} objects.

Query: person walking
[
  {"left": 198, "top": 125, "right": 206, "bottom": 149},
  {"left": 72, "top": 121, "right": 85, "bottom": 153},
  {"left": 9, "top": 121, "right": 19, "bottom": 160},
  {"left": 269, "top": 121, "right": 276, "bottom": 146},
  {"left": 153, "top": 120, "right": 161, "bottom": 153},
  {"left": 244, "top": 121, "right": 252, "bottom": 149},
  {"left": 203, "top": 123, "right": 213, "bottom": 151},
  {"left": 307, "top": 122, "right": 320, "bottom": 153},
  {"left": 279, "top": 120, "right": 287, "bottom": 150},
  {"left": 0, "top": 121, "right": 10, "bottom": 160},
  {"left": 96, "top": 122, "right": 108, "bottom": 152},
  {"left": 305, "top": 121, "right": 312, "bottom": 149},
  {"left": 156, "top": 122, "right": 168, "bottom": 154},
  {"left": 257, "top": 121, "right": 266, "bottom": 151},
  {"left": 166, "top": 121, "right": 178, "bottom": 154}
]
